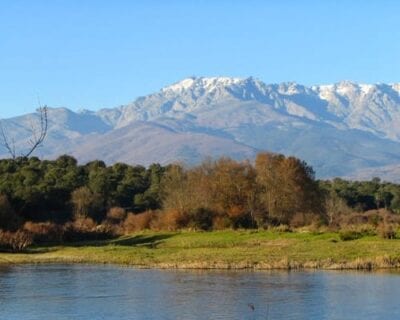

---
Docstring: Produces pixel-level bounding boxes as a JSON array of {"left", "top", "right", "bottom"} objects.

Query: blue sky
[{"left": 1, "top": 0, "right": 399, "bottom": 118}]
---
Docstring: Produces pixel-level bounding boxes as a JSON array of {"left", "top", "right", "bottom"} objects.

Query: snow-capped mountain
[{"left": 1, "top": 77, "right": 400, "bottom": 180}]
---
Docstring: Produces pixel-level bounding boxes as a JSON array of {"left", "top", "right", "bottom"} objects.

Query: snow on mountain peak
[
  {"left": 162, "top": 76, "right": 246, "bottom": 93},
  {"left": 163, "top": 77, "right": 196, "bottom": 91},
  {"left": 333, "top": 81, "right": 377, "bottom": 96},
  {"left": 277, "top": 82, "right": 307, "bottom": 95},
  {"left": 359, "top": 84, "right": 374, "bottom": 94},
  {"left": 392, "top": 83, "right": 400, "bottom": 94},
  {"left": 316, "top": 82, "right": 377, "bottom": 101}
]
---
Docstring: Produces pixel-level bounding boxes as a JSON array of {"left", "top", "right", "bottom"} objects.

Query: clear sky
[{"left": 1, "top": 0, "right": 399, "bottom": 118}]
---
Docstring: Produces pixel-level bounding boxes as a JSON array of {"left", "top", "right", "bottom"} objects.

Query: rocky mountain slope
[{"left": 1, "top": 77, "right": 400, "bottom": 180}]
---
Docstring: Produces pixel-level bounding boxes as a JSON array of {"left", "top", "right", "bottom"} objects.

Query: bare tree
[{"left": 0, "top": 105, "right": 48, "bottom": 159}]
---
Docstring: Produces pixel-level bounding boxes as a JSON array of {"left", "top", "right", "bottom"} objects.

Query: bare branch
[
  {"left": 0, "top": 121, "right": 16, "bottom": 159},
  {"left": 0, "top": 105, "right": 48, "bottom": 159},
  {"left": 24, "top": 105, "right": 48, "bottom": 158}
]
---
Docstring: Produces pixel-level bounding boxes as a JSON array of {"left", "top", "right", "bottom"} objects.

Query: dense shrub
[
  {"left": 123, "top": 212, "right": 154, "bottom": 233},
  {"left": 0, "top": 230, "right": 33, "bottom": 252},
  {"left": 187, "top": 208, "right": 215, "bottom": 231},
  {"left": 95, "top": 221, "right": 119, "bottom": 236},
  {"left": 338, "top": 213, "right": 369, "bottom": 226},
  {"left": 290, "top": 212, "right": 324, "bottom": 228},
  {"left": 63, "top": 217, "right": 113, "bottom": 242},
  {"left": 212, "top": 215, "right": 233, "bottom": 230},
  {"left": 106, "top": 207, "right": 127, "bottom": 223},
  {"left": 339, "top": 230, "right": 365, "bottom": 241},
  {"left": 366, "top": 212, "right": 382, "bottom": 227},
  {"left": 71, "top": 217, "right": 97, "bottom": 232},
  {"left": 377, "top": 223, "right": 397, "bottom": 239},
  {"left": 23, "top": 221, "right": 64, "bottom": 243},
  {"left": 149, "top": 210, "right": 187, "bottom": 231},
  {"left": 0, "top": 156, "right": 164, "bottom": 223},
  {"left": 0, "top": 194, "right": 20, "bottom": 231}
]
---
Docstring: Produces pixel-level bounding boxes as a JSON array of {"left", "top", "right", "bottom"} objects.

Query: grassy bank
[{"left": 2, "top": 230, "right": 400, "bottom": 270}]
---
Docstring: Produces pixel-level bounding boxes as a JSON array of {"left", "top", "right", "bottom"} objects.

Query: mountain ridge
[{"left": 1, "top": 76, "right": 400, "bottom": 181}]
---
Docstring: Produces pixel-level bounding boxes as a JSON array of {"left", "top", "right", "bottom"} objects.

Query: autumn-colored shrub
[
  {"left": 123, "top": 211, "right": 154, "bottom": 233},
  {"left": 377, "top": 223, "right": 397, "bottom": 239},
  {"left": 377, "top": 209, "right": 400, "bottom": 224},
  {"left": 225, "top": 206, "right": 255, "bottom": 229},
  {"left": 336, "top": 210, "right": 400, "bottom": 237},
  {"left": 340, "top": 213, "right": 369, "bottom": 226},
  {"left": 367, "top": 213, "right": 382, "bottom": 227},
  {"left": 106, "top": 207, "right": 127, "bottom": 223},
  {"left": 63, "top": 217, "right": 113, "bottom": 241},
  {"left": 96, "top": 221, "right": 120, "bottom": 236},
  {"left": 226, "top": 206, "right": 245, "bottom": 219},
  {"left": 0, "top": 230, "right": 33, "bottom": 252},
  {"left": 72, "top": 217, "right": 97, "bottom": 232},
  {"left": 23, "top": 221, "right": 64, "bottom": 243},
  {"left": 290, "top": 212, "right": 306, "bottom": 228},
  {"left": 289, "top": 212, "right": 324, "bottom": 228},
  {"left": 150, "top": 210, "right": 187, "bottom": 231}
]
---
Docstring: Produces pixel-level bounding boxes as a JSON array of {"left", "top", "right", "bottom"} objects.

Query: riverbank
[{"left": 1, "top": 230, "right": 400, "bottom": 270}]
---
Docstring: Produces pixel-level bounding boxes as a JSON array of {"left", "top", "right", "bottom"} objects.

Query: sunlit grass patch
[{"left": 2, "top": 230, "right": 400, "bottom": 270}]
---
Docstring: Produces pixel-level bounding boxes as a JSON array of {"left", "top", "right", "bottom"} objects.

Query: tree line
[
  {"left": 0, "top": 153, "right": 399, "bottom": 235},
  {"left": 320, "top": 177, "right": 400, "bottom": 213},
  {"left": 0, "top": 155, "right": 164, "bottom": 230}
]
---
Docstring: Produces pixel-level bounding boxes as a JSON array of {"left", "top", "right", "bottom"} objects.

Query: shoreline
[
  {"left": 2, "top": 257, "right": 400, "bottom": 271},
  {"left": 1, "top": 230, "right": 400, "bottom": 270}
]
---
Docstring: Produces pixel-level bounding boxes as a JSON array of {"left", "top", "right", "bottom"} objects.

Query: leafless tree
[{"left": 0, "top": 105, "right": 48, "bottom": 159}]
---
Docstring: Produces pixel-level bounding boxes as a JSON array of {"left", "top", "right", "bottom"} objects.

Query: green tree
[{"left": 71, "top": 186, "right": 103, "bottom": 220}]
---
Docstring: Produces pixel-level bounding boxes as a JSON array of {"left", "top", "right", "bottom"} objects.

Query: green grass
[{"left": 2, "top": 230, "right": 400, "bottom": 269}]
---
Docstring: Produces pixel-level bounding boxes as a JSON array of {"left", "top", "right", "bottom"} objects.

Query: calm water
[{"left": 1, "top": 265, "right": 400, "bottom": 320}]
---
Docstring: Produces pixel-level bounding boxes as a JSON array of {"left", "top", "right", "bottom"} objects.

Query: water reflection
[{"left": 0, "top": 265, "right": 400, "bottom": 320}]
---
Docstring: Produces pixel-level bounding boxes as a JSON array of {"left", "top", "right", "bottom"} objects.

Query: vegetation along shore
[
  {"left": 1, "top": 152, "right": 400, "bottom": 270},
  {"left": 2, "top": 230, "right": 400, "bottom": 270}
]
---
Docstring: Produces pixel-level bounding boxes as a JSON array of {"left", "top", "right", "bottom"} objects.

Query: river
[{"left": 0, "top": 264, "right": 399, "bottom": 319}]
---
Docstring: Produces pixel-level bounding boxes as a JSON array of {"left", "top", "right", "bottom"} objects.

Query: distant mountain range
[{"left": 1, "top": 77, "right": 400, "bottom": 181}]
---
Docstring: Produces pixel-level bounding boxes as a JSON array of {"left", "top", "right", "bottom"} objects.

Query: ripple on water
[{"left": 1, "top": 265, "right": 400, "bottom": 320}]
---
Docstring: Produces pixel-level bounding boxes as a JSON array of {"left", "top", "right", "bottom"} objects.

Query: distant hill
[{"left": 1, "top": 77, "right": 400, "bottom": 180}]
